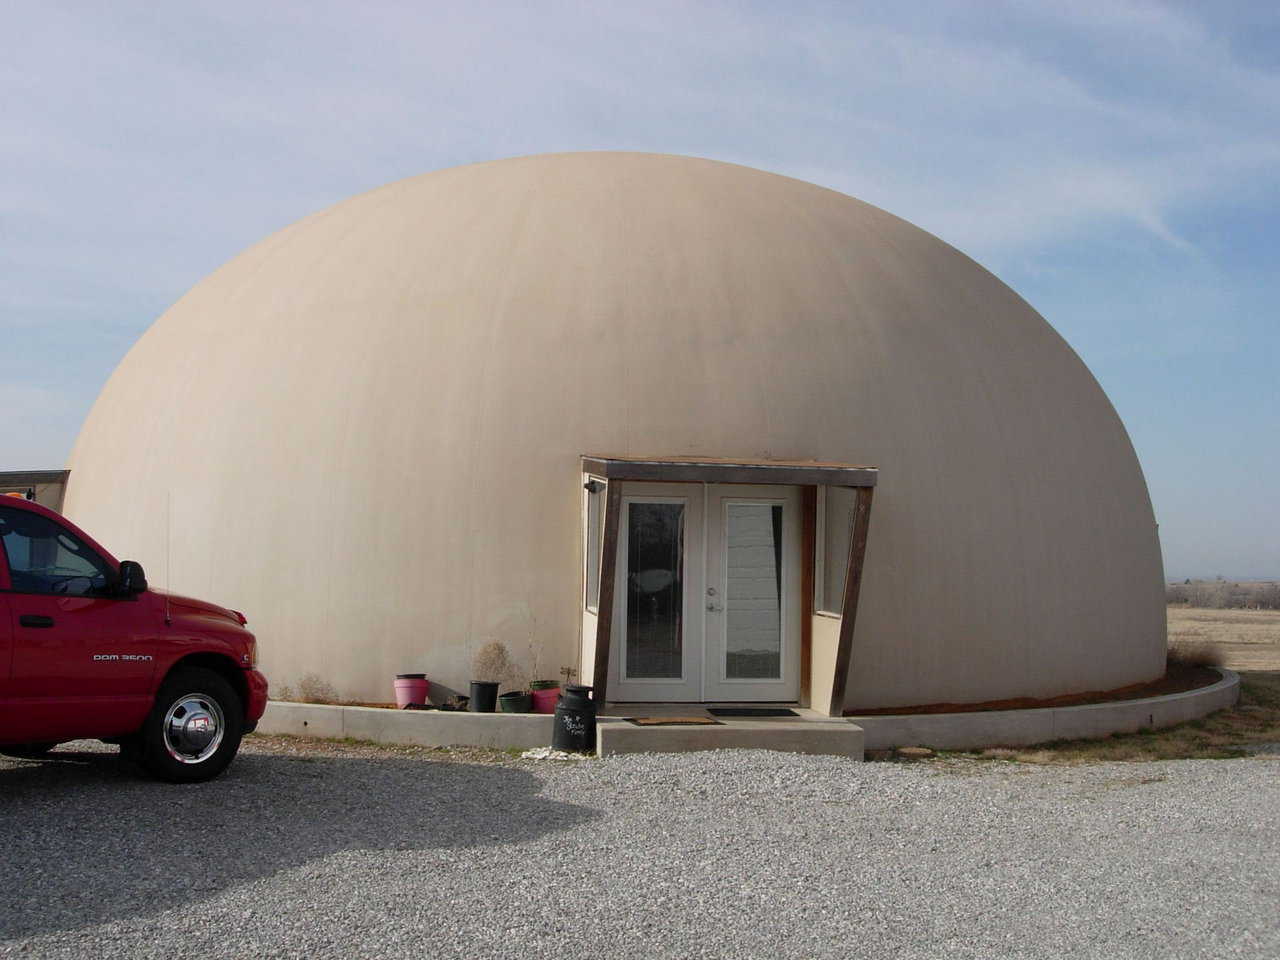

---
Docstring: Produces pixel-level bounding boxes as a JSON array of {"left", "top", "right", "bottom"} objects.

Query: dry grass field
[
  {"left": 1167, "top": 605, "right": 1280, "bottom": 671},
  {"left": 941, "top": 606, "right": 1280, "bottom": 764}
]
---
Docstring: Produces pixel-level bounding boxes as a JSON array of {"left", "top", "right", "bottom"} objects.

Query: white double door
[{"left": 609, "top": 483, "right": 801, "bottom": 702}]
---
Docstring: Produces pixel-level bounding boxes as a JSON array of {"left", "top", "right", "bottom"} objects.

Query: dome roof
[{"left": 65, "top": 152, "right": 1164, "bottom": 707}]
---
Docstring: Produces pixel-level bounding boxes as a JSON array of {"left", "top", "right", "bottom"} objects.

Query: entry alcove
[{"left": 579, "top": 456, "right": 877, "bottom": 716}]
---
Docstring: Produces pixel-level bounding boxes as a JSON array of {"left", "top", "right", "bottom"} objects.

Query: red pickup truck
[{"left": 0, "top": 494, "right": 267, "bottom": 782}]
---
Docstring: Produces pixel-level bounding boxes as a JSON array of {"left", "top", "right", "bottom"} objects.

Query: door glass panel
[
  {"left": 625, "top": 502, "right": 684, "bottom": 679},
  {"left": 724, "top": 503, "right": 783, "bottom": 679}
]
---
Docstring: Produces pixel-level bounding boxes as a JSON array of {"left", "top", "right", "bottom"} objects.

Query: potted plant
[
  {"left": 529, "top": 678, "right": 559, "bottom": 714},
  {"left": 521, "top": 629, "right": 561, "bottom": 713},
  {"left": 470, "top": 640, "right": 517, "bottom": 713}
]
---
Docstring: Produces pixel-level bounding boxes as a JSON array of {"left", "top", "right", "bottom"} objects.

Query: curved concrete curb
[
  {"left": 848, "top": 669, "right": 1241, "bottom": 751},
  {"left": 259, "top": 671, "right": 1242, "bottom": 755}
]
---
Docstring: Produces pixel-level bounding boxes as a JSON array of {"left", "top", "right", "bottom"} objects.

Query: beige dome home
[{"left": 65, "top": 152, "right": 1165, "bottom": 716}]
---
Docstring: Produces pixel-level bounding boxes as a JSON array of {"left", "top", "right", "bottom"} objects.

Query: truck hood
[{"left": 152, "top": 589, "right": 242, "bottom": 626}]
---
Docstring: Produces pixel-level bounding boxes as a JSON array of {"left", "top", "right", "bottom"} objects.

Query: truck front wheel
[{"left": 137, "top": 668, "right": 244, "bottom": 783}]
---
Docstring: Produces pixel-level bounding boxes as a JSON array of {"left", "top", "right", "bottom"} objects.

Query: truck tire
[
  {"left": 137, "top": 667, "right": 244, "bottom": 783},
  {"left": 0, "top": 742, "right": 57, "bottom": 759}
]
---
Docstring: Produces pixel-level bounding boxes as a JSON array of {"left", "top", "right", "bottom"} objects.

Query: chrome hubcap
[{"left": 162, "top": 694, "right": 225, "bottom": 764}]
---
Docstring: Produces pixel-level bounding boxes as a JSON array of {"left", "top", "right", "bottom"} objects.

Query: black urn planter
[{"left": 551, "top": 684, "right": 597, "bottom": 752}]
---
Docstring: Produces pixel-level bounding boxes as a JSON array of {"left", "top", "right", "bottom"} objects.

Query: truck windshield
[{"left": 0, "top": 507, "right": 113, "bottom": 597}]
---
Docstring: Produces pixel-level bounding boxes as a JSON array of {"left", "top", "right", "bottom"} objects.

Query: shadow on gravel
[{"left": 0, "top": 748, "right": 596, "bottom": 941}]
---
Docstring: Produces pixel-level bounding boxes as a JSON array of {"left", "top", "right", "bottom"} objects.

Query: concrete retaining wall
[
  {"left": 849, "top": 669, "right": 1241, "bottom": 751},
  {"left": 257, "top": 701, "right": 554, "bottom": 750}
]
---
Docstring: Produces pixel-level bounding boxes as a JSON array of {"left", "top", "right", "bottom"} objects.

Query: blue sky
[{"left": 2, "top": 0, "right": 1276, "bottom": 579}]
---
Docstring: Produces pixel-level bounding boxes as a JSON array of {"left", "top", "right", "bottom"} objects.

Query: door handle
[{"left": 19, "top": 615, "right": 55, "bottom": 629}]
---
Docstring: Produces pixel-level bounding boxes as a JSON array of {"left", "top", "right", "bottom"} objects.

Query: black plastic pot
[{"left": 469, "top": 681, "right": 499, "bottom": 713}]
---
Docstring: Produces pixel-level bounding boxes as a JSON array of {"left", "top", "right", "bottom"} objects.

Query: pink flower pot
[
  {"left": 394, "top": 674, "right": 429, "bottom": 708},
  {"left": 531, "top": 686, "right": 560, "bottom": 714}
]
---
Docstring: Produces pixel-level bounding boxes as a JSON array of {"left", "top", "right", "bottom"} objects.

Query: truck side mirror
[{"left": 118, "top": 560, "right": 148, "bottom": 596}]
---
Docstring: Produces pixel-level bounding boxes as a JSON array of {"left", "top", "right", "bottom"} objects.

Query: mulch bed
[{"left": 845, "top": 664, "right": 1222, "bottom": 717}]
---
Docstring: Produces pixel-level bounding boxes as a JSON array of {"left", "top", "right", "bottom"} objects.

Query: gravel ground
[{"left": 2, "top": 736, "right": 1277, "bottom": 959}]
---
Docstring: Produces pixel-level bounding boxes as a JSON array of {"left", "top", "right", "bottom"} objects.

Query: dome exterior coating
[{"left": 65, "top": 152, "right": 1165, "bottom": 708}]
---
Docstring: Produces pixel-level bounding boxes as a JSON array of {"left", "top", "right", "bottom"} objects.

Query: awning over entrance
[
  {"left": 0, "top": 470, "right": 69, "bottom": 512},
  {"left": 581, "top": 455, "right": 877, "bottom": 488},
  {"left": 581, "top": 456, "right": 877, "bottom": 717}
]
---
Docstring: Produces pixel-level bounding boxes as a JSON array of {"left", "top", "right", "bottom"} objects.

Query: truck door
[{"left": 0, "top": 505, "right": 158, "bottom": 743}]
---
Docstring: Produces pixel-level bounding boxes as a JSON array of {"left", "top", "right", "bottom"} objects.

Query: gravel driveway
[{"left": 2, "top": 737, "right": 1276, "bottom": 959}]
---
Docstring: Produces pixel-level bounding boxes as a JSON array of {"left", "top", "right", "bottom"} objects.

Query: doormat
[
  {"left": 707, "top": 707, "right": 799, "bottom": 718},
  {"left": 626, "top": 717, "right": 723, "bottom": 726}
]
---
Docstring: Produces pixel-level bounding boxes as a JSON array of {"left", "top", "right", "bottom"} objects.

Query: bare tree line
[{"left": 1166, "top": 579, "right": 1280, "bottom": 610}]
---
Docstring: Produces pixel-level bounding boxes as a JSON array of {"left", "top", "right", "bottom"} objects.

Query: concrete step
[{"left": 596, "top": 718, "right": 864, "bottom": 759}]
